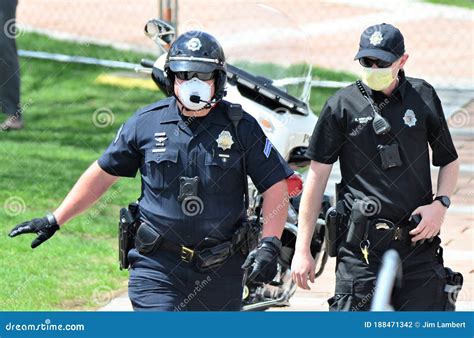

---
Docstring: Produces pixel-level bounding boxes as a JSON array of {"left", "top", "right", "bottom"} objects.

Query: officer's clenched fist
[{"left": 9, "top": 214, "right": 59, "bottom": 248}]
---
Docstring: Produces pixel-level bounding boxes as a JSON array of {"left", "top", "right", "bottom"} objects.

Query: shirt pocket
[
  {"left": 204, "top": 150, "right": 242, "bottom": 194},
  {"left": 144, "top": 148, "right": 180, "bottom": 191}
]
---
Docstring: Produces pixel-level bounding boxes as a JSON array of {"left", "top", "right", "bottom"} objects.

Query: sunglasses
[
  {"left": 175, "top": 71, "right": 215, "bottom": 81},
  {"left": 359, "top": 57, "right": 393, "bottom": 68}
]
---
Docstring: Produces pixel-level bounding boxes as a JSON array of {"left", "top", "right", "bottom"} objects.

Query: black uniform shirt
[
  {"left": 98, "top": 97, "right": 293, "bottom": 245},
  {"left": 306, "top": 71, "right": 458, "bottom": 222}
]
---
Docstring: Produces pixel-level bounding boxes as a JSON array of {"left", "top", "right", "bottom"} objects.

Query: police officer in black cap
[
  {"left": 9, "top": 31, "right": 293, "bottom": 311},
  {"left": 292, "top": 23, "right": 459, "bottom": 310}
]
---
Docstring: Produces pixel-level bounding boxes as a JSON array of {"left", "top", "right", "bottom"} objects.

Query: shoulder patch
[{"left": 263, "top": 138, "right": 273, "bottom": 158}]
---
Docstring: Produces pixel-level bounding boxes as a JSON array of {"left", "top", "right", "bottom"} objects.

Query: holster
[
  {"left": 134, "top": 222, "right": 163, "bottom": 255},
  {"left": 444, "top": 267, "right": 463, "bottom": 311},
  {"left": 195, "top": 241, "right": 233, "bottom": 272},
  {"left": 439, "top": 246, "right": 464, "bottom": 312},
  {"left": 118, "top": 202, "right": 139, "bottom": 270},
  {"left": 232, "top": 220, "right": 261, "bottom": 256},
  {"left": 345, "top": 199, "right": 369, "bottom": 248},
  {"left": 325, "top": 200, "right": 349, "bottom": 257}
]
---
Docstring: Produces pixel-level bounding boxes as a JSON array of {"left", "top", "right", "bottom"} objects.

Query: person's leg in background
[{"left": 0, "top": 0, "right": 23, "bottom": 131}]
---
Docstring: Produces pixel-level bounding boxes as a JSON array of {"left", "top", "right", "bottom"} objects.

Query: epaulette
[{"left": 136, "top": 97, "right": 174, "bottom": 116}]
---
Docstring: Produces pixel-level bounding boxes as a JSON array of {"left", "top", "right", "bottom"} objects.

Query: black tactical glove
[
  {"left": 9, "top": 213, "right": 60, "bottom": 248},
  {"left": 241, "top": 236, "right": 282, "bottom": 283}
]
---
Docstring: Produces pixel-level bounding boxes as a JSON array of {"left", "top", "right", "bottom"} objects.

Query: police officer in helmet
[
  {"left": 9, "top": 31, "right": 293, "bottom": 311},
  {"left": 292, "top": 23, "right": 460, "bottom": 311}
]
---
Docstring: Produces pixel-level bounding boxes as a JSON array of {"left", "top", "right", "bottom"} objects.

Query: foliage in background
[{"left": 424, "top": 0, "right": 474, "bottom": 9}]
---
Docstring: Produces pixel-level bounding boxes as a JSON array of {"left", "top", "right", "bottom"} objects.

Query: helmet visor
[{"left": 169, "top": 59, "right": 220, "bottom": 74}]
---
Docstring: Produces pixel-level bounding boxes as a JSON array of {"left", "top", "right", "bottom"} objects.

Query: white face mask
[{"left": 177, "top": 78, "right": 213, "bottom": 111}]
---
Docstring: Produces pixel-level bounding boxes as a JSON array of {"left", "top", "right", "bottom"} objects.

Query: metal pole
[
  {"left": 164, "top": 0, "right": 172, "bottom": 22},
  {"left": 174, "top": 0, "right": 179, "bottom": 36},
  {"left": 159, "top": 0, "right": 177, "bottom": 34},
  {"left": 371, "top": 249, "right": 402, "bottom": 311},
  {"left": 18, "top": 50, "right": 138, "bottom": 70}
]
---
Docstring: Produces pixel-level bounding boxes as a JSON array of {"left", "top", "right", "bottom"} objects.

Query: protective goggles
[
  {"left": 359, "top": 57, "right": 393, "bottom": 69},
  {"left": 174, "top": 71, "right": 215, "bottom": 81}
]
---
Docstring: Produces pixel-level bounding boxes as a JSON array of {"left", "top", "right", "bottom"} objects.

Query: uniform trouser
[
  {"left": 0, "top": 0, "right": 20, "bottom": 117},
  {"left": 329, "top": 236, "right": 448, "bottom": 311},
  {"left": 127, "top": 248, "right": 245, "bottom": 311}
]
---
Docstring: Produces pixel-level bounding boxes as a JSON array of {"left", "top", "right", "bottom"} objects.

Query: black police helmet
[{"left": 164, "top": 31, "right": 227, "bottom": 102}]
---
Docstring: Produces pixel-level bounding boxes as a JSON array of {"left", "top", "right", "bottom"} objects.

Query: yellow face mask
[{"left": 360, "top": 66, "right": 396, "bottom": 91}]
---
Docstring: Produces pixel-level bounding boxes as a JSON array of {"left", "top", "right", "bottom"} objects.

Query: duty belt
[
  {"left": 370, "top": 217, "right": 435, "bottom": 247},
  {"left": 159, "top": 237, "right": 236, "bottom": 272}
]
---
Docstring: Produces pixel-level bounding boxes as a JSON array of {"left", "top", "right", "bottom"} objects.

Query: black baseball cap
[{"left": 354, "top": 23, "right": 405, "bottom": 63}]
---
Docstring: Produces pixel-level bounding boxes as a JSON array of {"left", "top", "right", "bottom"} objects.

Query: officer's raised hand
[
  {"left": 9, "top": 213, "right": 59, "bottom": 248},
  {"left": 242, "top": 236, "right": 282, "bottom": 283}
]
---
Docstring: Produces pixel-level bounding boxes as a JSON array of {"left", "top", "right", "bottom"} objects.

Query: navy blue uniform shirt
[{"left": 98, "top": 97, "right": 293, "bottom": 246}]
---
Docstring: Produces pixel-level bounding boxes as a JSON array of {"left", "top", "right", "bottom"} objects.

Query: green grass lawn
[
  {"left": 0, "top": 32, "right": 354, "bottom": 310},
  {"left": 424, "top": 0, "right": 474, "bottom": 9}
]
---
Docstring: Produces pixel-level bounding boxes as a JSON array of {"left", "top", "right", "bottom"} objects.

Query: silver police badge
[
  {"left": 369, "top": 31, "right": 384, "bottom": 46},
  {"left": 403, "top": 109, "right": 417, "bottom": 127},
  {"left": 216, "top": 130, "right": 234, "bottom": 151},
  {"left": 186, "top": 37, "right": 202, "bottom": 52}
]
